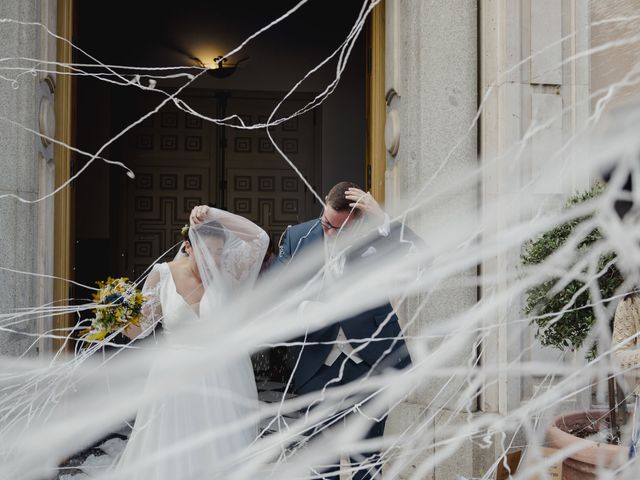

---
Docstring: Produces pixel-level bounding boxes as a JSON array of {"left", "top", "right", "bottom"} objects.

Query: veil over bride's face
[
  {"left": 186, "top": 220, "right": 230, "bottom": 292},
  {"left": 202, "top": 237, "right": 224, "bottom": 268},
  {"left": 185, "top": 213, "right": 268, "bottom": 304},
  {"left": 183, "top": 236, "right": 224, "bottom": 273}
]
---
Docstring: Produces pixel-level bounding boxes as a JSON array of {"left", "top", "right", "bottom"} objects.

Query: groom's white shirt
[{"left": 322, "top": 214, "right": 391, "bottom": 366}]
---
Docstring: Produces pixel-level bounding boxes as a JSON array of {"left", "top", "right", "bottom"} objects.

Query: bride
[{"left": 114, "top": 205, "right": 269, "bottom": 479}]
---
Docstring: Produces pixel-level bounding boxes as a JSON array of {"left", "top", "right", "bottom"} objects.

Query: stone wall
[
  {"left": 0, "top": 0, "right": 56, "bottom": 356},
  {"left": 384, "top": 0, "right": 593, "bottom": 477}
]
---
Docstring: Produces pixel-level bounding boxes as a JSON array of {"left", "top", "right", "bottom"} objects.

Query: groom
[{"left": 277, "top": 181, "right": 416, "bottom": 480}]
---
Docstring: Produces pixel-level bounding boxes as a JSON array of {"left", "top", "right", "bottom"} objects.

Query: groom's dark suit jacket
[{"left": 277, "top": 218, "right": 416, "bottom": 391}]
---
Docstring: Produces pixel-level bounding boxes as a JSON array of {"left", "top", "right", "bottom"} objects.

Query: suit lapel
[{"left": 295, "top": 220, "right": 323, "bottom": 253}]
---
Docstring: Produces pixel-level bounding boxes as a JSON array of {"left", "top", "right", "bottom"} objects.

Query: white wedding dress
[{"left": 114, "top": 210, "right": 269, "bottom": 479}]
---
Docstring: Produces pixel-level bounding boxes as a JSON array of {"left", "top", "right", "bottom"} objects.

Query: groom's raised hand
[{"left": 345, "top": 188, "right": 386, "bottom": 224}]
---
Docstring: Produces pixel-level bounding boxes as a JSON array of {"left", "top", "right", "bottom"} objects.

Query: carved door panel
[
  {"left": 118, "top": 95, "right": 218, "bottom": 278},
  {"left": 224, "top": 93, "right": 322, "bottom": 246},
  {"left": 117, "top": 91, "right": 322, "bottom": 278}
]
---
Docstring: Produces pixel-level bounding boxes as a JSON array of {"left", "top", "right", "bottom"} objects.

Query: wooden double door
[{"left": 115, "top": 90, "right": 322, "bottom": 278}]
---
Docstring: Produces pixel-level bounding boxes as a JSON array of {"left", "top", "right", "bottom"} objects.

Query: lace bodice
[{"left": 220, "top": 231, "right": 270, "bottom": 286}]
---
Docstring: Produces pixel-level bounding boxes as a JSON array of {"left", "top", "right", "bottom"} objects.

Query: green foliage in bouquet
[{"left": 521, "top": 184, "right": 624, "bottom": 356}]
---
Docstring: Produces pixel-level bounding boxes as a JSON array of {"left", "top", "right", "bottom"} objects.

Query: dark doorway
[{"left": 73, "top": 0, "right": 367, "bottom": 382}]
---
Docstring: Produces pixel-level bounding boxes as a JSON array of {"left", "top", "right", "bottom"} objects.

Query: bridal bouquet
[{"left": 83, "top": 277, "right": 146, "bottom": 342}]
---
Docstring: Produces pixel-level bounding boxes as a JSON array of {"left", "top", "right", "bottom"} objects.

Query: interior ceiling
[{"left": 76, "top": 0, "right": 367, "bottom": 69}]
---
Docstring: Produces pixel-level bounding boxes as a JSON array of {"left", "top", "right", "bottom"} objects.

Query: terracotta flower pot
[{"left": 547, "top": 410, "right": 627, "bottom": 479}]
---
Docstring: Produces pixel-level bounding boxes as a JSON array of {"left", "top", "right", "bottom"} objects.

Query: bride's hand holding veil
[{"left": 190, "top": 204, "right": 211, "bottom": 225}]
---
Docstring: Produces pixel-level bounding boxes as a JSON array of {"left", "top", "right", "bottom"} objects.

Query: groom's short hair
[{"left": 326, "top": 181, "right": 362, "bottom": 215}]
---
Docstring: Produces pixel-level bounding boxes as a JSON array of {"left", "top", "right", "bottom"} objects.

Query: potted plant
[{"left": 521, "top": 183, "right": 628, "bottom": 478}]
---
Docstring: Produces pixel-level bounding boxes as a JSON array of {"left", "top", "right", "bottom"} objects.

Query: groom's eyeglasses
[
  {"left": 319, "top": 214, "right": 341, "bottom": 231},
  {"left": 320, "top": 208, "right": 359, "bottom": 233}
]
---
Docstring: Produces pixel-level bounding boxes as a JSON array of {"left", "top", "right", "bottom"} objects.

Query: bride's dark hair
[{"left": 180, "top": 220, "right": 226, "bottom": 253}]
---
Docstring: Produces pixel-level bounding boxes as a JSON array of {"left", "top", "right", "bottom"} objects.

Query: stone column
[
  {"left": 383, "top": 1, "right": 479, "bottom": 478},
  {"left": 479, "top": 0, "right": 591, "bottom": 416},
  {"left": 0, "top": 1, "right": 57, "bottom": 356},
  {"left": 475, "top": 0, "right": 592, "bottom": 473}
]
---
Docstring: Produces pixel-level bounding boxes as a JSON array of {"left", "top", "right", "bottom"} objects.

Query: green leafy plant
[
  {"left": 521, "top": 184, "right": 627, "bottom": 444},
  {"left": 522, "top": 183, "right": 623, "bottom": 355},
  {"left": 522, "top": 183, "right": 627, "bottom": 443}
]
